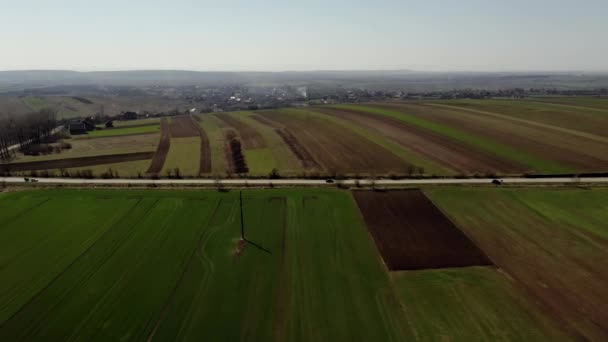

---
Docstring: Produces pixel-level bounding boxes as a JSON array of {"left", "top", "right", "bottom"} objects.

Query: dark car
[{"left": 325, "top": 179, "right": 335, "bottom": 184}]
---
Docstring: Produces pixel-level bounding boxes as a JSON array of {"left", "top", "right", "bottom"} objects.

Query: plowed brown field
[
  {"left": 259, "top": 111, "right": 411, "bottom": 174},
  {"left": 375, "top": 103, "right": 608, "bottom": 172},
  {"left": 353, "top": 190, "right": 492, "bottom": 270},
  {"left": 215, "top": 114, "right": 266, "bottom": 149},
  {"left": 315, "top": 107, "right": 526, "bottom": 175},
  {"left": 169, "top": 115, "right": 201, "bottom": 138}
]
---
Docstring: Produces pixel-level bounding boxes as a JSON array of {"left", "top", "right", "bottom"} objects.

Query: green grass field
[
  {"left": 392, "top": 266, "right": 569, "bottom": 341},
  {"left": 160, "top": 137, "right": 201, "bottom": 177},
  {"left": 86, "top": 125, "right": 161, "bottom": 138},
  {"left": 1, "top": 187, "right": 595, "bottom": 341},
  {"left": 0, "top": 189, "right": 413, "bottom": 341}
]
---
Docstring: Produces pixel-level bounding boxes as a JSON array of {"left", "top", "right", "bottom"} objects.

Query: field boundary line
[
  {"left": 0, "top": 198, "right": 144, "bottom": 330},
  {"left": 427, "top": 103, "right": 608, "bottom": 144}
]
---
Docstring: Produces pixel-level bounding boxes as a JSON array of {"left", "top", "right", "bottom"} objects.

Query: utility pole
[{"left": 240, "top": 191, "right": 245, "bottom": 240}]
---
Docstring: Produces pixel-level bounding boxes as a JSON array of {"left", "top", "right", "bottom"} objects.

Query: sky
[{"left": 1, "top": 0, "right": 607, "bottom": 72}]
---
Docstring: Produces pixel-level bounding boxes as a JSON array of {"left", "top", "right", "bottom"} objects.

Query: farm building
[
  {"left": 68, "top": 122, "right": 87, "bottom": 135},
  {"left": 122, "top": 111, "right": 138, "bottom": 120}
]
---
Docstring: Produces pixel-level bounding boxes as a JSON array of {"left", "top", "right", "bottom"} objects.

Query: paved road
[{"left": 2, "top": 176, "right": 607, "bottom": 186}]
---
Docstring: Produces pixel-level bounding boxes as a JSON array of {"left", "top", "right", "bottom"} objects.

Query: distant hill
[{"left": 1, "top": 70, "right": 608, "bottom": 93}]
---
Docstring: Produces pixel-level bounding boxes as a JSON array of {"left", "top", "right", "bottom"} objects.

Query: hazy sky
[{"left": 1, "top": 0, "right": 607, "bottom": 71}]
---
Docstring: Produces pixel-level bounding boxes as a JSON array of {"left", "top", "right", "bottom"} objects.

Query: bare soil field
[
  {"left": 252, "top": 114, "right": 321, "bottom": 170},
  {"left": 316, "top": 107, "right": 526, "bottom": 175},
  {"left": 215, "top": 113, "right": 266, "bottom": 149},
  {"left": 259, "top": 110, "right": 411, "bottom": 174},
  {"left": 146, "top": 118, "right": 171, "bottom": 174},
  {"left": 353, "top": 190, "right": 491, "bottom": 270},
  {"left": 0, "top": 152, "right": 153, "bottom": 172},
  {"left": 376, "top": 103, "right": 608, "bottom": 172},
  {"left": 169, "top": 115, "right": 201, "bottom": 138}
]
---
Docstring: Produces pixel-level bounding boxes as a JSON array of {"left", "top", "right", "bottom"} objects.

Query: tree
[{"left": 268, "top": 168, "right": 281, "bottom": 179}]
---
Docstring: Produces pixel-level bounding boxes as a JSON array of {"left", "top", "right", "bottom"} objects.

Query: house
[
  {"left": 122, "top": 111, "right": 137, "bottom": 120},
  {"left": 69, "top": 122, "right": 87, "bottom": 135}
]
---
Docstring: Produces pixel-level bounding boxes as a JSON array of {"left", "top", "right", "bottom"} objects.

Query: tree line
[{"left": 0, "top": 109, "right": 58, "bottom": 161}]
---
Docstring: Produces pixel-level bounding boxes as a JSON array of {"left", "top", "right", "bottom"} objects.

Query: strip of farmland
[
  {"left": 0, "top": 152, "right": 153, "bottom": 172},
  {"left": 251, "top": 114, "right": 321, "bottom": 170},
  {"left": 259, "top": 110, "right": 412, "bottom": 174},
  {"left": 215, "top": 113, "right": 266, "bottom": 149},
  {"left": 197, "top": 124, "right": 211, "bottom": 174},
  {"left": 375, "top": 103, "right": 608, "bottom": 172},
  {"left": 317, "top": 107, "right": 525, "bottom": 175},
  {"left": 436, "top": 99, "right": 608, "bottom": 137},
  {"left": 428, "top": 187, "right": 608, "bottom": 341},
  {"left": 353, "top": 190, "right": 491, "bottom": 270},
  {"left": 392, "top": 267, "right": 571, "bottom": 341},
  {"left": 146, "top": 118, "right": 171, "bottom": 174},
  {"left": 169, "top": 115, "right": 201, "bottom": 138},
  {"left": 337, "top": 104, "right": 569, "bottom": 173}
]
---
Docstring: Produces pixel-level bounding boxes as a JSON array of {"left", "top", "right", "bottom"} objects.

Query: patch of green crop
[
  {"left": 0, "top": 189, "right": 414, "bottom": 341},
  {"left": 393, "top": 266, "right": 570, "bottom": 341},
  {"left": 86, "top": 125, "right": 160, "bottom": 137}
]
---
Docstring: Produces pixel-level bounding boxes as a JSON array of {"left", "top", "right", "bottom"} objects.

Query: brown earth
[
  {"left": 376, "top": 103, "right": 608, "bottom": 172},
  {"left": 0, "top": 152, "right": 153, "bottom": 172},
  {"left": 353, "top": 190, "right": 492, "bottom": 270},
  {"left": 146, "top": 118, "right": 171, "bottom": 174},
  {"left": 259, "top": 111, "right": 412, "bottom": 175},
  {"left": 215, "top": 114, "right": 266, "bottom": 149},
  {"left": 315, "top": 107, "right": 527, "bottom": 175},
  {"left": 169, "top": 115, "right": 201, "bottom": 138}
]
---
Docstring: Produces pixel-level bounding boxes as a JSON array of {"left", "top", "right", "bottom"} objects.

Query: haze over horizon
[{"left": 2, "top": 0, "right": 607, "bottom": 72}]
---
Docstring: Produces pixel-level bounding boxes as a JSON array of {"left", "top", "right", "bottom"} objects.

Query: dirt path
[{"left": 146, "top": 118, "right": 171, "bottom": 174}]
